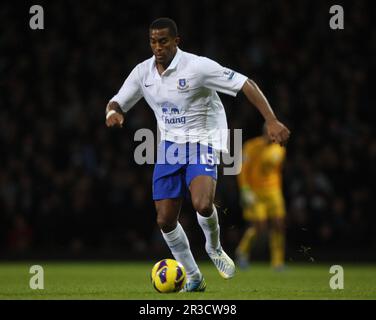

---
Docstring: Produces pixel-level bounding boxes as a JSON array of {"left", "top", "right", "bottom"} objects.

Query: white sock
[
  {"left": 161, "top": 223, "right": 201, "bottom": 281},
  {"left": 197, "top": 205, "right": 221, "bottom": 253}
]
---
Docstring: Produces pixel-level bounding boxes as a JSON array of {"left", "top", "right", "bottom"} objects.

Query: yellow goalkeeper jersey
[{"left": 238, "top": 136, "right": 286, "bottom": 193}]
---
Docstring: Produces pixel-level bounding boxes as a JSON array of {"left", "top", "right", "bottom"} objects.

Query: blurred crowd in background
[{"left": 1, "top": 0, "right": 375, "bottom": 261}]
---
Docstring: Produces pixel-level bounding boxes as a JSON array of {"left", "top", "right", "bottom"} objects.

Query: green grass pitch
[{"left": 0, "top": 261, "right": 375, "bottom": 299}]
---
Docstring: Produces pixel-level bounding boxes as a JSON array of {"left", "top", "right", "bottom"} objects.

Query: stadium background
[{"left": 1, "top": 0, "right": 374, "bottom": 263}]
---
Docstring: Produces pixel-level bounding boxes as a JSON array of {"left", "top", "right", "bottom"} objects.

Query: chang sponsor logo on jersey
[{"left": 161, "top": 102, "right": 186, "bottom": 125}]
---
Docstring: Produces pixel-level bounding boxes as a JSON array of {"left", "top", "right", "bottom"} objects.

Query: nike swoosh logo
[
  {"left": 205, "top": 168, "right": 215, "bottom": 172},
  {"left": 144, "top": 83, "right": 153, "bottom": 87}
]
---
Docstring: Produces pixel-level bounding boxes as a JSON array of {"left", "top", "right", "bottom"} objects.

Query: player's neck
[{"left": 156, "top": 49, "right": 177, "bottom": 75}]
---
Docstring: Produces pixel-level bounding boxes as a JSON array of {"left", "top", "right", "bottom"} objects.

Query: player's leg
[
  {"left": 267, "top": 192, "right": 286, "bottom": 270},
  {"left": 190, "top": 175, "right": 219, "bottom": 251},
  {"left": 235, "top": 206, "right": 268, "bottom": 269},
  {"left": 269, "top": 216, "right": 285, "bottom": 270},
  {"left": 155, "top": 198, "right": 203, "bottom": 284},
  {"left": 153, "top": 141, "right": 205, "bottom": 291},
  {"left": 189, "top": 175, "right": 236, "bottom": 279},
  {"left": 235, "top": 223, "right": 256, "bottom": 268},
  {"left": 235, "top": 193, "right": 267, "bottom": 268},
  {"left": 155, "top": 198, "right": 182, "bottom": 233},
  {"left": 187, "top": 143, "right": 221, "bottom": 252}
]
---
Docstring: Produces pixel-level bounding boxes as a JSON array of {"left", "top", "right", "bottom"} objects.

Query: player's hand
[
  {"left": 265, "top": 119, "right": 290, "bottom": 146},
  {"left": 106, "top": 110, "right": 124, "bottom": 128},
  {"left": 241, "top": 187, "right": 256, "bottom": 208}
]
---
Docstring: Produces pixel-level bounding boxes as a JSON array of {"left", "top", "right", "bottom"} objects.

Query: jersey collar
[{"left": 166, "top": 47, "right": 182, "bottom": 71}]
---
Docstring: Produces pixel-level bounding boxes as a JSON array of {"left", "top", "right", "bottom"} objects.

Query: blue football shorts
[{"left": 152, "top": 140, "right": 218, "bottom": 200}]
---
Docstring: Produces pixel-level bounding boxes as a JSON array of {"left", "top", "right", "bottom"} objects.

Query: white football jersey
[{"left": 110, "top": 48, "right": 248, "bottom": 152}]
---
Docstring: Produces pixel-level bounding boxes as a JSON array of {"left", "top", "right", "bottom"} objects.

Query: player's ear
[{"left": 175, "top": 36, "right": 180, "bottom": 46}]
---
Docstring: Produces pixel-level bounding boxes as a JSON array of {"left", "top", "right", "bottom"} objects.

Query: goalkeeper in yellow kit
[{"left": 236, "top": 126, "right": 286, "bottom": 270}]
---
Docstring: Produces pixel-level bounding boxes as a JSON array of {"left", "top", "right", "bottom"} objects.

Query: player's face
[{"left": 149, "top": 28, "right": 179, "bottom": 65}]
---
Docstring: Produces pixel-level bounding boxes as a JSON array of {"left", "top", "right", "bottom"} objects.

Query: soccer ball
[{"left": 151, "top": 259, "right": 187, "bottom": 293}]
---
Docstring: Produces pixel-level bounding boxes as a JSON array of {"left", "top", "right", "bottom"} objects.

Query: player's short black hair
[{"left": 149, "top": 17, "right": 178, "bottom": 37}]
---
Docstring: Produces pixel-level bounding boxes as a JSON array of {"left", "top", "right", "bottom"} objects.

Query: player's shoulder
[
  {"left": 269, "top": 143, "right": 286, "bottom": 159},
  {"left": 242, "top": 138, "right": 259, "bottom": 156},
  {"left": 180, "top": 49, "right": 199, "bottom": 60},
  {"left": 128, "top": 56, "right": 156, "bottom": 81},
  {"left": 136, "top": 56, "right": 154, "bottom": 71},
  {"left": 270, "top": 140, "right": 285, "bottom": 151},
  {"left": 179, "top": 50, "right": 205, "bottom": 70},
  {"left": 273, "top": 143, "right": 286, "bottom": 155},
  {"left": 245, "top": 137, "right": 263, "bottom": 148},
  {"left": 180, "top": 50, "right": 218, "bottom": 69}
]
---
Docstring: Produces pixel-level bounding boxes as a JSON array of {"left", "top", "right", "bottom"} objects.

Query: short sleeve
[
  {"left": 110, "top": 65, "right": 143, "bottom": 112},
  {"left": 197, "top": 57, "right": 248, "bottom": 97}
]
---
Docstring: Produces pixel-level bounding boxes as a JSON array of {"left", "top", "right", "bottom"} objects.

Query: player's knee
[
  {"left": 157, "top": 218, "right": 177, "bottom": 233},
  {"left": 156, "top": 215, "right": 178, "bottom": 233},
  {"left": 255, "top": 221, "right": 267, "bottom": 235},
  {"left": 272, "top": 218, "right": 285, "bottom": 232},
  {"left": 192, "top": 196, "right": 213, "bottom": 216}
]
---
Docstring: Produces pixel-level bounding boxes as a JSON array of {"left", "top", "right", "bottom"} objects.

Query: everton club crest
[{"left": 177, "top": 78, "right": 189, "bottom": 90}]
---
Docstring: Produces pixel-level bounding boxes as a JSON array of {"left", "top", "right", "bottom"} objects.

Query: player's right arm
[
  {"left": 105, "top": 65, "right": 143, "bottom": 128},
  {"left": 105, "top": 101, "right": 125, "bottom": 128}
]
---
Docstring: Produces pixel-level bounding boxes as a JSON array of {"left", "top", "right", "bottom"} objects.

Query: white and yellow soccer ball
[{"left": 151, "top": 259, "right": 187, "bottom": 293}]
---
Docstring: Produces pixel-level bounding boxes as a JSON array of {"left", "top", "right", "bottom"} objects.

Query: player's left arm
[
  {"left": 196, "top": 57, "right": 290, "bottom": 146},
  {"left": 242, "top": 79, "right": 290, "bottom": 146}
]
